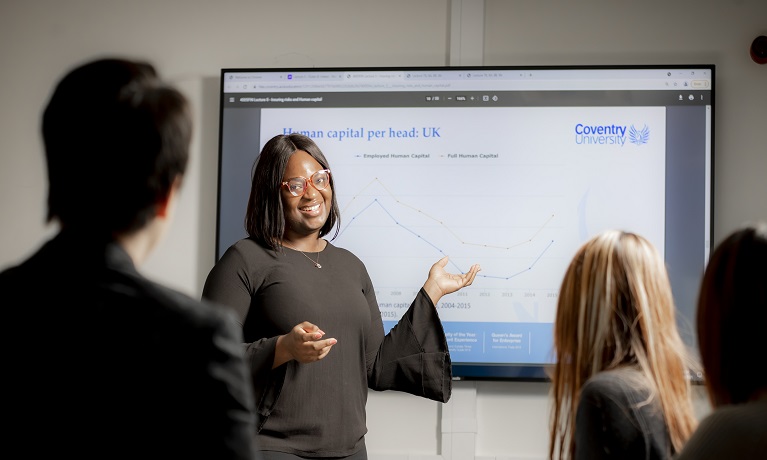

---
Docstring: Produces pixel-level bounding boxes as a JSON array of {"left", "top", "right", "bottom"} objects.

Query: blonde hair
[{"left": 548, "top": 230, "right": 697, "bottom": 459}]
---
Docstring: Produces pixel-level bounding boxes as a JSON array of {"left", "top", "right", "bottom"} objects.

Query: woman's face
[{"left": 280, "top": 150, "right": 332, "bottom": 239}]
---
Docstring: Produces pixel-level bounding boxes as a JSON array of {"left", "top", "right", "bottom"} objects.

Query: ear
[{"left": 156, "top": 177, "right": 182, "bottom": 218}]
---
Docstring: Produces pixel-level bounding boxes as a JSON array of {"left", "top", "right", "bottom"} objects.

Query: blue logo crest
[{"left": 628, "top": 125, "right": 650, "bottom": 146}]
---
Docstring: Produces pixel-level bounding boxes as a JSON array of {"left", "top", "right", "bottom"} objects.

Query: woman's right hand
[{"left": 273, "top": 321, "right": 337, "bottom": 368}]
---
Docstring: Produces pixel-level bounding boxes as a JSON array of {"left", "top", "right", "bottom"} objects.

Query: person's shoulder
[
  {"left": 223, "top": 237, "right": 266, "bottom": 255},
  {"left": 0, "top": 264, "right": 25, "bottom": 300},
  {"left": 124, "top": 272, "right": 237, "bottom": 334},
  {"left": 0, "top": 242, "right": 50, "bottom": 294},
  {"left": 230, "top": 236, "right": 264, "bottom": 250},
  {"left": 676, "top": 400, "right": 767, "bottom": 459},
  {"left": 0, "top": 263, "right": 21, "bottom": 283},
  {"left": 699, "top": 399, "right": 767, "bottom": 433},
  {"left": 581, "top": 368, "right": 650, "bottom": 402},
  {"left": 211, "top": 237, "right": 279, "bottom": 273},
  {"left": 580, "top": 371, "right": 618, "bottom": 400},
  {"left": 0, "top": 238, "right": 52, "bottom": 283},
  {"left": 584, "top": 367, "right": 644, "bottom": 389},
  {"left": 221, "top": 237, "right": 277, "bottom": 262},
  {"left": 325, "top": 240, "right": 364, "bottom": 263}
]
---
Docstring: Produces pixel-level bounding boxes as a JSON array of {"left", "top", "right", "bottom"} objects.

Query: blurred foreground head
[
  {"left": 42, "top": 58, "right": 192, "bottom": 235},
  {"left": 697, "top": 221, "right": 767, "bottom": 406}
]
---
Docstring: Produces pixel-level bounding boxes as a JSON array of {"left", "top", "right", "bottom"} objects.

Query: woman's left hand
[{"left": 422, "top": 256, "right": 481, "bottom": 305}]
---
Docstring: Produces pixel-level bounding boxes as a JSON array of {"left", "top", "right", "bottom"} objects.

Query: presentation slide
[{"left": 259, "top": 106, "right": 667, "bottom": 364}]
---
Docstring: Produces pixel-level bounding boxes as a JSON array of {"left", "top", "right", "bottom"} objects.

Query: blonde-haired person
[
  {"left": 675, "top": 222, "right": 767, "bottom": 459},
  {"left": 549, "top": 230, "right": 698, "bottom": 460}
]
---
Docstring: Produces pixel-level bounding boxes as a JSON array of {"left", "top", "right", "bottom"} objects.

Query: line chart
[
  {"left": 332, "top": 171, "right": 570, "bottom": 325},
  {"left": 337, "top": 185, "right": 558, "bottom": 281}
]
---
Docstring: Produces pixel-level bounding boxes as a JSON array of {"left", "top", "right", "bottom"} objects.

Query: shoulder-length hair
[
  {"left": 244, "top": 133, "right": 341, "bottom": 250},
  {"left": 697, "top": 221, "right": 767, "bottom": 407},
  {"left": 548, "top": 230, "right": 697, "bottom": 459}
]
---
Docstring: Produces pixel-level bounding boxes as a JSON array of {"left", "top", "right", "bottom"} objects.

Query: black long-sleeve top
[{"left": 202, "top": 238, "right": 452, "bottom": 457}]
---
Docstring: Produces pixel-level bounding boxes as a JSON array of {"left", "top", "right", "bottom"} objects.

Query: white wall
[{"left": 1, "top": 1, "right": 764, "bottom": 459}]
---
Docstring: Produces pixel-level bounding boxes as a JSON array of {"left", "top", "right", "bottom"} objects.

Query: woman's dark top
[
  {"left": 576, "top": 367, "right": 673, "bottom": 460},
  {"left": 202, "top": 238, "right": 452, "bottom": 457}
]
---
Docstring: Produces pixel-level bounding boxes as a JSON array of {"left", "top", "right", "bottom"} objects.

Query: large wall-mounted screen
[{"left": 216, "top": 65, "right": 714, "bottom": 381}]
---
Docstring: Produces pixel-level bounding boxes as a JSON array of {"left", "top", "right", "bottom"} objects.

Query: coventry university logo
[
  {"left": 574, "top": 123, "right": 650, "bottom": 147},
  {"left": 628, "top": 124, "right": 650, "bottom": 146}
]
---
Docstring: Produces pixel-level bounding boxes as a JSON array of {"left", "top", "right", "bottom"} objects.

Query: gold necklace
[{"left": 282, "top": 241, "right": 322, "bottom": 269}]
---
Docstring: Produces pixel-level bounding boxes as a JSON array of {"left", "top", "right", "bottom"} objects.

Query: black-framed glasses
[{"left": 281, "top": 169, "right": 331, "bottom": 197}]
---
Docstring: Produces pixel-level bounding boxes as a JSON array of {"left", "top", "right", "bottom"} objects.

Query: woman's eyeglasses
[{"left": 281, "top": 169, "right": 331, "bottom": 197}]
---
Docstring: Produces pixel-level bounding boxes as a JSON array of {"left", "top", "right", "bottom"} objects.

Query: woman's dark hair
[
  {"left": 244, "top": 133, "right": 341, "bottom": 250},
  {"left": 42, "top": 58, "right": 192, "bottom": 234},
  {"left": 696, "top": 221, "right": 767, "bottom": 406}
]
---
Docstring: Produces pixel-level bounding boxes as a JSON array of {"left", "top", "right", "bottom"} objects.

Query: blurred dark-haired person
[
  {"left": 549, "top": 230, "right": 698, "bottom": 460},
  {"left": 675, "top": 221, "right": 767, "bottom": 460},
  {"left": 0, "top": 57, "right": 259, "bottom": 459}
]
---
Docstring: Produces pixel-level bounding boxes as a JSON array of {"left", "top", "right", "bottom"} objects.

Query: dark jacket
[{"left": 1, "top": 230, "right": 259, "bottom": 459}]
